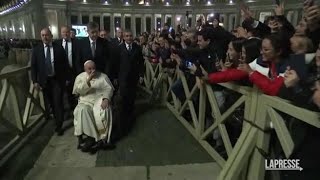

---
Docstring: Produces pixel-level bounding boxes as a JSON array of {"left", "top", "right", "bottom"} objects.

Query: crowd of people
[
  {"left": 27, "top": 1, "right": 319, "bottom": 179},
  {"left": 133, "top": 1, "right": 319, "bottom": 179}
]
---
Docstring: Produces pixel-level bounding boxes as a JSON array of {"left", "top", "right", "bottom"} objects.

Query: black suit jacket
[
  {"left": 114, "top": 42, "right": 144, "bottom": 96},
  {"left": 78, "top": 37, "right": 110, "bottom": 75},
  {"left": 55, "top": 38, "right": 81, "bottom": 75},
  {"left": 31, "top": 42, "right": 70, "bottom": 87},
  {"left": 111, "top": 37, "right": 123, "bottom": 46}
]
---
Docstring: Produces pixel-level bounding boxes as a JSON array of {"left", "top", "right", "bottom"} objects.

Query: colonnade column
[
  {"left": 192, "top": 11, "right": 196, "bottom": 28},
  {"left": 161, "top": 13, "right": 165, "bottom": 26},
  {"left": 170, "top": 14, "right": 174, "bottom": 27},
  {"left": 174, "top": 14, "right": 179, "bottom": 29},
  {"left": 131, "top": 15, "right": 136, "bottom": 36},
  {"left": 151, "top": 14, "right": 155, "bottom": 31},
  {"left": 142, "top": 15, "right": 146, "bottom": 33},
  {"left": 110, "top": 13, "right": 115, "bottom": 37},
  {"left": 100, "top": 13, "right": 104, "bottom": 30},
  {"left": 232, "top": 13, "right": 241, "bottom": 28},
  {"left": 25, "top": 14, "right": 32, "bottom": 38},
  {"left": 224, "top": 13, "right": 229, "bottom": 31},
  {"left": 121, "top": 14, "right": 125, "bottom": 29},
  {"left": 172, "top": 14, "right": 176, "bottom": 29},
  {"left": 79, "top": 13, "right": 82, "bottom": 24}
]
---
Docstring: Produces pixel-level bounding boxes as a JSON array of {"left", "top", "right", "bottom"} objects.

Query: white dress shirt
[
  {"left": 43, "top": 43, "right": 54, "bottom": 76},
  {"left": 63, "top": 39, "right": 72, "bottom": 67},
  {"left": 125, "top": 42, "right": 132, "bottom": 51},
  {"left": 89, "top": 37, "right": 96, "bottom": 57}
]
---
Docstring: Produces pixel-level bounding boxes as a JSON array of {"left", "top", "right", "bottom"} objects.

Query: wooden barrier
[
  {"left": 142, "top": 59, "right": 320, "bottom": 180},
  {"left": 0, "top": 64, "right": 45, "bottom": 167}
]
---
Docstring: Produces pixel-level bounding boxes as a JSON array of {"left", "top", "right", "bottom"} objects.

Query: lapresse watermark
[{"left": 265, "top": 159, "right": 303, "bottom": 171}]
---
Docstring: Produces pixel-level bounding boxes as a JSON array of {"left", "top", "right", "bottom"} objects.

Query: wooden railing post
[
  {"left": 196, "top": 77, "right": 206, "bottom": 138},
  {"left": 0, "top": 65, "right": 46, "bottom": 166}
]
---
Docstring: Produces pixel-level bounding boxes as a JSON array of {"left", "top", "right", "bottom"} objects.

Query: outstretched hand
[
  {"left": 240, "top": 1, "right": 254, "bottom": 21},
  {"left": 304, "top": 4, "right": 320, "bottom": 31},
  {"left": 237, "top": 63, "right": 253, "bottom": 74}
]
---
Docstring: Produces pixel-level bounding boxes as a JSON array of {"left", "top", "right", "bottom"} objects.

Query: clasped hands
[{"left": 101, "top": 98, "right": 110, "bottom": 110}]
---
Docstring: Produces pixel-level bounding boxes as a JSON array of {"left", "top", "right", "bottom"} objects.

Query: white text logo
[{"left": 265, "top": 159, "right": 303, "bottom": 171}]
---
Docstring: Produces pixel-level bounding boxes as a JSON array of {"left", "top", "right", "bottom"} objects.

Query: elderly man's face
[
  {"left": 61, "top": 27, "right": 70, "bottom": 40},
  {"left": 124, "top": 31, "right": 133, "bottom": 44},
  {"left": 84, "top": 61, "right": 96, "bottom": 75},
  {"left": 100, "top": 31, "right": 107, "bottom": 39},
  {"left": 41, "top": 29, "right": 53, "bottom": 45},
  {"left": 88, "top": 27, "right": 99, "bottom": 41},
  {"left": 116, "top": 29, "right": 123, "bottom": 39}
]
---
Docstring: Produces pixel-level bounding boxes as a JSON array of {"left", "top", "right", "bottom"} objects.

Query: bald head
[
  {"left": 84, "top": 60, "right": 96, "bottom": 75},
  {"left": 41, "top": 28, "right": 53, "bottom": 45}
]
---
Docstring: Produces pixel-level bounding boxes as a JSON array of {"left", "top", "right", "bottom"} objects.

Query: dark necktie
[
  {"left": 128, "top": 44, "right": 132, "bottom": 51},
  {"left": 64, "top": 39, "right": 72, "bottom": 67},
  {"left": 46, "top": 45, "right": 53, "bottom": 75},
  {"left": 91, "top": 41, "right": 95, "bottom": 58},
  {"left": 64, "top": 39, "right": 68, "bottom": 55}
]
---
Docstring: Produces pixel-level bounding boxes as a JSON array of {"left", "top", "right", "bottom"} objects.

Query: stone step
[{"left": 25, "top": 163, "right": 220, "bottom": 180}]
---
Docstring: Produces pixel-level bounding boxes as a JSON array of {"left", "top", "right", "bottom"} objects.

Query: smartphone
[{"left": 185, "top": 60, "right": 193, "bottom": 68}]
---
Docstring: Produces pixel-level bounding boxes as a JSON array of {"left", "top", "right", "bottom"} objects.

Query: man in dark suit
[
  {"left": 55, "top": 25, "right": 80, "bottom": 112},
  {"left": 31, "top": 28, "right": 70, "bottom": 136},
  {"left": 111, "top": 28, "right": 123, "bottom": 46},
  {"left": 112, "top": 29, "right": 144, "bottom": 141},
  {"left": 109, "top": 28, "right": 123, "bottom": 85},
  {"left": 78, "top": 22, "right": 110, "bottom": 76}
]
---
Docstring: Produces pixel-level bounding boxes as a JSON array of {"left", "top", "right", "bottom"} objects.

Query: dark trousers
[
  {"left": 66, "top": 77, "right": 77, "bottom": 111},
  {"left": 112, "top": 87, "right": 137, "bottom": 140},
  {"left": 43, "top": 76, "right": 64, "bottom": 130}
]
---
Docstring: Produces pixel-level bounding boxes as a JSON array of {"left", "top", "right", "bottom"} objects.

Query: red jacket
[
  {"left": 207, "top": 64, "right": 285, "bottom": 96},
  {"left": 249, "top": 67, "right": 285, "bottom": 96},
  {"left": 208, "top": 69, "right": 248, "bottom": 84}
]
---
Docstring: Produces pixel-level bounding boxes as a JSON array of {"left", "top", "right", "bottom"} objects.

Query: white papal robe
[{"left": 72, "top": 72, "right": 114, "bottom": 142}]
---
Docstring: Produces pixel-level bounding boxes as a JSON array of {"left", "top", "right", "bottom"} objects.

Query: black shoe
[
  {"left": 55, "top": 127, "right": 64, "bottom": 136},
  {"left": 77, "top": 135, "right": 84, "bottom": 149},
  {"left": 100, "top": 141, "right": 116, "bottom": 150},
  {"left": 89, "top": 143, "right": 99, "bottom": 154},
  {"left": 77, "top": 143, "right": 85, "bottom": 149},
  {"left": 81, "top": 137, "right": 95, "bottom": 152},
  {"left": 56, "top": 129, "right": 64, "bottom": 136}
]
